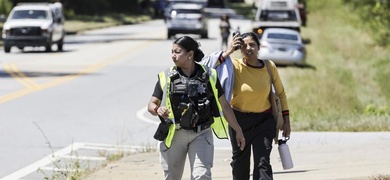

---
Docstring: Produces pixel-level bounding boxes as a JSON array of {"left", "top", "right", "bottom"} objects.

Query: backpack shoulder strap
[{"left": 264, "top": 60, "right": 277, "bottom": 94}]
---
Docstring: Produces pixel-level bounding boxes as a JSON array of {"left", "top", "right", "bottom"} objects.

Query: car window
[
  {"left": 269, "top": 1, "right": 288, "bottom": 8},
  {"left": 267, "top": 33, "right": 298, "bottom": 41},
  {"left": 259, "top": 10, "right": 297, "bottom": 21},
  {"left": 52, "top": 8, "right": 62, "bottom": 19},
  {"left": 173, "top": 9, "right": 201, "bottom": 14},
  {"left": 11, "top": 10, "right": 48, "bottom": 20}
]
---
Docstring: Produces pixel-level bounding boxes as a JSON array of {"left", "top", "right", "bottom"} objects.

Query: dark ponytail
[
  {"left": 173, "top": 36, "right": 205, "bottom": 62},
  {"left": 193, "top": 48, "right": 205, "bottom": 62}
]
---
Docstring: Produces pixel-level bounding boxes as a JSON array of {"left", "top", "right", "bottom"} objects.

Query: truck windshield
[
  {"left": 11, "top": 10, "right": 48, "bottom": 20},
  {"left": 267, "top": 33, "right": 298, "bottom": 41},
  {"left": 259, "top": 10, "right": 297, "bottom": 21}
]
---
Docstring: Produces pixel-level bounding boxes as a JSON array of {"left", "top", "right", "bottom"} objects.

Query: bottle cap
[{"left": 278, "top": 139, "right": 287, "bottom": 145}]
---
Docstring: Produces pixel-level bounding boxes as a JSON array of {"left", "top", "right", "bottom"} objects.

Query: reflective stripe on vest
[{"left": 158, "top": 65, "right": 228, "bottom": 148}]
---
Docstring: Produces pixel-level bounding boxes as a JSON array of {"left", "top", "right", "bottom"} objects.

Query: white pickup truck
[
  {"left": 252, "top": 0, "right": 301, "bottom": 37},
  {"left": 1, "top": 2, "right": 65, "bottom": 53}
]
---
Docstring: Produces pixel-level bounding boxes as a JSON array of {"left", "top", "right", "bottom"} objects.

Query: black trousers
[{"left": 229, "top": 109, "right": 276, "bottom": 180}]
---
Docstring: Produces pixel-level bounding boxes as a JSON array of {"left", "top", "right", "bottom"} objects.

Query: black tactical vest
[{"left": 169, "top": 66, "right": 213, "bottom": 128}]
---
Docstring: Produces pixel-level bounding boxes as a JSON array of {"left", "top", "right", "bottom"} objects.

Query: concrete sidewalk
[{"left": 85, "top": 132, "right": 390, "bottom": 180}]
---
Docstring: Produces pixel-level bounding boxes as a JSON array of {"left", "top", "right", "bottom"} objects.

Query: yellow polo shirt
[{"left": 231, "top": 58, "right": 289, "bottom": 113}]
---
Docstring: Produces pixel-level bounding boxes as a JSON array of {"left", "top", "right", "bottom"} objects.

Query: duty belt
[{"left": 176, "top": 123, "right": 211, "bottom": 133}]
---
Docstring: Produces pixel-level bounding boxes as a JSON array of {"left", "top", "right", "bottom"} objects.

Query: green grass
[
  {"left": 228, "top": 0, "right": 390, "bottom": 131},
  {"left": 65, "top": 14, "right": 151, "bottom": 34},
  {"left": 280, "top": 0, "right": 390, "bottom": 131}
]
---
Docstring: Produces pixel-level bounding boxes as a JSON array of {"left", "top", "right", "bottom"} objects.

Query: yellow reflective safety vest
[{"left": 158, "top": 65, "right": 229, "bottom": 148}]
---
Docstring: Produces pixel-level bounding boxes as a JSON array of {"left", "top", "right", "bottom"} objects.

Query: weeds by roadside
[
  {"left": 33, "top": 122, "right": 136, "bottom": 180},
  {"left": 36, "top": 150, "right": 88, "bottom": 180},
  {"left": 371, "top": 174, "right": 390, "bottom": 180},
  {"left": 34, "top": 122, "right": 87, "bottom": 180}
]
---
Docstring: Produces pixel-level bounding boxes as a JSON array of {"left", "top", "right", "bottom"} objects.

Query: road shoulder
[{"left": 85, "top": 132, "right": 390, "bottom": 180}]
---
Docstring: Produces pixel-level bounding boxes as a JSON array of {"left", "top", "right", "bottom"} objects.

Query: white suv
[{"left": 2, "top": 2, "right": 65, "bottom": 53}]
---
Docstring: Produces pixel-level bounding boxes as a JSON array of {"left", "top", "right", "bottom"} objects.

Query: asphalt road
[
  {"left": 2, "top": 5, "right": 389, "bottom": 180},
  {"left": 0, "top": 17, "right": 252, "bottom": 179}
]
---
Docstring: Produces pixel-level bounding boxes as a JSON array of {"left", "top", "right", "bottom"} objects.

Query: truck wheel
[
  {"left": 45, "top": 43, "right": 52, "bottom": 52},
  {"left": 4, "top": 45, "right": 11, "bottom": 53},
  {"left": 167, "top": 30, "right": 174, "bottom": 39},
  {"left": 201, "top": 31, "right": 208, "bottom": 39},
  {"left": 57, "top": 39, "right": 63, "bottom": 51}
]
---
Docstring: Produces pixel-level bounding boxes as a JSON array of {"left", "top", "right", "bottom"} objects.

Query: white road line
[
  {"left": 61, "top": 155, "right": 107, "bottom": 161},
  {"left": 35, "top": 167, "right": 79, "bottom": 172},
  {"left": 136, "top": 106, "right": 159, "bottom": 126},
  {"left": 1, "top": 143, "right": 84, "bottom": 180},
  {"left": 80, "top": 142, "right": 145, "bottom": 149},
  {"left": 77, "top": 146, "right": 138, "bottom": 152},
  {"left": 0, "top": 142, "right": 147, "bottom": 180}
]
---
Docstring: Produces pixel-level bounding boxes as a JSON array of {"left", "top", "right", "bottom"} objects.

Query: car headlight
[
  {"left": 297, "top": 46, "right": 305, "bottom": 52},
  {"left": 2, "top": 29, "right": 10, "bottom": 38},
  {"left": 41, "top": 28, "right": 50, "bottom": 37}
]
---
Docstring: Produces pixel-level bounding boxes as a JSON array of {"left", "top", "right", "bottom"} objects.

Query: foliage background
[
  {"left": 343, "top": 0, "right": 390, "bottom": 46},
  {"left": 285, "top": 0, "right": 390, "bottom": 131},
  {"left": 3, "top": 0, "right": 139, "bottom": 15}
]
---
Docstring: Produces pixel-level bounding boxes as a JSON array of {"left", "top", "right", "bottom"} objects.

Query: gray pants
[{"left": 159, "top": 128, "right": 214, "bottom": 180}]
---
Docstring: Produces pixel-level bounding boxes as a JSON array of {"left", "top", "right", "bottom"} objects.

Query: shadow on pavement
[
  {"left": 274, "top": 169, "right": 313, "bottom": 174},
  {"left": 276, "top": 63, "right": 316, "bottom": 70},
  {"left": 0, "top": 70, "right": 95, "bottom": 78}
]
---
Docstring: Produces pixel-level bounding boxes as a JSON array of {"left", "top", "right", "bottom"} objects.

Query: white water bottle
[{"left": 278, "top": 138, "right": 294, "bottom": 170}]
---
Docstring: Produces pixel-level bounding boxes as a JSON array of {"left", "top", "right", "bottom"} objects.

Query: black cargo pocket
[{"left": 153, "top": 122, "right": 170, "bottom": 141}]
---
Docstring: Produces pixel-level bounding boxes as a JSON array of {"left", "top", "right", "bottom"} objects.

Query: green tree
[
  {"left": 344, "top": 0, "right": 390, "bottom": 46},
  {"left": 7, "top": 0, "right": 142, "bottom": 15},
  {"left": 61, "top": 0, "right": 139, "bottom": 15},
  {"left": 10, "top": 0, "right": 54, "bottom": 6},
  {"left": 0, "top": 0, "right": 12, "bottom": 15},
  {"left": 62, "top": 0, "right": 110, "bottom": 15},
  {"left": 109, "top": 0, "right": 139, "bottom": 13}
]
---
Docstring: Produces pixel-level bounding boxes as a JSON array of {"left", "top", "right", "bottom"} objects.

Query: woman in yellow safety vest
[{"left": 147, "top": 36, "right": 245, "bottom": 180}]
